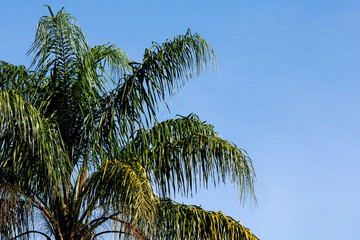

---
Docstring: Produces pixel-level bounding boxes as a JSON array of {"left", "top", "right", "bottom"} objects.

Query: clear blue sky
[{"left": 1, "top": 1, "right": 360, "bottom": 239}]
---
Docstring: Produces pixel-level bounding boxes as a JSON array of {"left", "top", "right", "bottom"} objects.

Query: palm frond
[
  {"left": 0, "top": 61, "right": 33, "bottom": 93},
  {"left": 130, "top": 114, "right": 256, "bottom": 204},
  {"left": 154, "top": 198, "right": 259, "bottom": 240},
  {"left": 91, "top": 43, "right": 131, "bottom": 86},
  {"left": 97, "top": 30, "right": 218, "bottom": 145},
  {"left": 0, "top": 90, "right": 69, "bottom": 193},
  {"left": 28, "top": 6, "right": 89, "bottom": 72},
  {"left": 0, "top": 184, "right": 32, "bottom": 239},
  {"left": 135, "top": 29, "right": 217, "bottom": 117},
  {"left": 83, "top": 159, "right": 155, "bottom": 227}
]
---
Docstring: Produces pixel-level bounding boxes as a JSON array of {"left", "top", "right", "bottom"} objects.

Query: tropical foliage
[{"left": 0, "top": 6, "right": 258, "bottom": 240}]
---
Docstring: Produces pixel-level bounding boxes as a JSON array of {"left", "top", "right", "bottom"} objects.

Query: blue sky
[{"left": 1, "top": 1, "right": 360, "bottom": 239}]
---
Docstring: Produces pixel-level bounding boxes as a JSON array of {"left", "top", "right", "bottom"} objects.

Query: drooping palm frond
[
  {"left": 142, "top": 28, "right": 217, "bottom": 82},
  {"left": 0, "top": 184, "right": 32, "bottom": 239},
  {"left": 137, "top": 28, "right": 217, "bottom": 98},
  {"left": 0, "top": 90, "right": 69, "bottom": 193},
  {"left": 83, "top": 159, "right": 155, "bottom": 228},
  {"left": 154, "top": 198, "right": 259, "bottom": 240},
  {"left": 127, "top": 114, "right": 256, "bottom": 203},
  {"left": 90, "top": 43, "right": 131, "bottom": 86},
  {"left": 0, "top": 61, "right": 33, "bottom": 93},
  {"left": 0, "top": 90, "right": 69, "bottom": 239},
  {"left": 97, "top": 30, "right": 218, "bottom": 146}
]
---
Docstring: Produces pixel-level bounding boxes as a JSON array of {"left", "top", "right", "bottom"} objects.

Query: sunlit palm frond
[
  {"left": 154, "top": 198, "right": 259, "bottom": 240},
  {"left": 83, "top": 159, "right": 155, "bottom": 228}
]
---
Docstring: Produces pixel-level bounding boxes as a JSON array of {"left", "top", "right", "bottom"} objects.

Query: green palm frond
[
  {"left": 84, "top": 159, "right": 155, "bottom": 226},
  {"left": 136, "top": 29, "right": 217, "bottom": 114},
  {"left": 129, "top": 114, "right": 256, "bottom": 203},
  {"left": 0, "top": 61, "right": 33, "bottom": 93},
  {"left": 141, "top": 29, "right": 217, "bottom": 85},
  {"left": 137, "top": 29, "right": 217, "bottom": 101},
  {"left": 98, "top": 30, "right": 218, "bottom": 145},
  {"left": 0, "top": 90, "right": 69, "bottom": 193},
  {"left": 155, "top": 198, "right": 259, "bottom": 240},
  {"left": 91, "top": 43, "right": 131, "bottom": 85},
  {"left": 28, "top": 6, "right": 89, "bottom": 72}
]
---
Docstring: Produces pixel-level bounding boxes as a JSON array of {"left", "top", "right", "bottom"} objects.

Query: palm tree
[{"left": 0, "top": 6, "right": 258, "bottom": 240}]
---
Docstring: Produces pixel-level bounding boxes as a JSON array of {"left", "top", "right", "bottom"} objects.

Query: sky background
[{"left": 1, "top": 1, "right": 360, "bottom": 239}]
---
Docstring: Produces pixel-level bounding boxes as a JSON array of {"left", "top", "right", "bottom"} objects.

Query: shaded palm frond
[
  {"left": 129, "top": 114, "right": 256, "bottom": 204},
  {"left": 91, "top": 43, "right": 132, "bottom": 86},
  {"left": 0, "top": 184, "right": 32, "bottom": 239},
  {"left": 0, "top": 61, "right": 33, "bottom": 93},
  {"left": 0, "top": 90, "right": 69, "bottom": 194}
]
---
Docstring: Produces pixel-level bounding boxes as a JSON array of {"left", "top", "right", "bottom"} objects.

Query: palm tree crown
[{"left": 0, "top": 6, "right": 258, "bottom": 240}]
